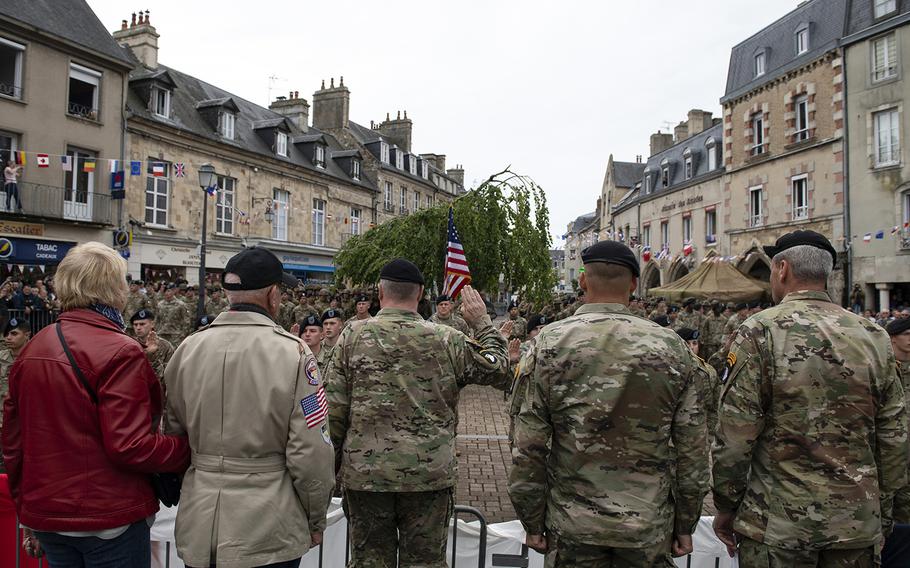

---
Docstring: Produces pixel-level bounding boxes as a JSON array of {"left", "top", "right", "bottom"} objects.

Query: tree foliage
[{"left": 335, "top": 168, "right": 556, "bottom": 304}]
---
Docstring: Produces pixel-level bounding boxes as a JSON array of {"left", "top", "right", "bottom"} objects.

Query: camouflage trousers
[
  {"left": 737, "top": 538, "right": 876, "bottom": 568},
  {"left": 343, "top": 488, "right": 454, "bottom": 568},
  {"left": 544, "top": 533, "right": 673, "bottom": 568}
]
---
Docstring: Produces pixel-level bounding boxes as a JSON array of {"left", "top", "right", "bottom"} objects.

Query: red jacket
[{"left": 1, "top": 309, "right": 190, "bottom": 531}]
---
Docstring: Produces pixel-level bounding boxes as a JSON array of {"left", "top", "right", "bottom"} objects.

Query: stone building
[
  {"left": 562, "top": 210, "right": 598, "bottom": 287},
  {"left": 843, "top": 0, "right": 910, "bottom": 311},
  {"left": 0, "top": 0, "right": 133, "bottom": 280},
  {"left": 113, "top": 15, "right": 376, "bottom": 285},
  {"left": 610, "top": 112, "right": 725, "bottom": 295},
  {"left": 549, "top": 249, "right": 566, "bottom": 291},
  {"left": 598, "top": 154, "right": 646, "bottom": 241},
  {"left": 720, "top": 0, "right": 848, "bottom": 299}
]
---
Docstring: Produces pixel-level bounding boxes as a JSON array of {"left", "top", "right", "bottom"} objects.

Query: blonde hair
[{"left": 56, "top": 242, "right": 128, "bottom": 311}]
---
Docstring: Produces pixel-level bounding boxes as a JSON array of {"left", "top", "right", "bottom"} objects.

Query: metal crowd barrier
[
  {"left": 5, "top": 309, "right": 58, "bottom": 334},
  {"left": 451, "top": 505, "right": 488, "bottom": 568}
]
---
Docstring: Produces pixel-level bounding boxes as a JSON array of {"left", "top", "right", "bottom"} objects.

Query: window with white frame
[
  {"left": 384, "top": 181, "right": 393, "bottom": 210},
  {"left": 903, "top": 191, "right": 910, "bottom": 247},
  {"left": 408, "top": 155, "right": 416, "bottom": 176},
  {"left": 660, "top": 221, "right": 669, "bottom": 248},
  {"left": 399, "top": 186, "right": 407, "bottom": 213},
  {"left": 755, "top": 52, "right": 766, "bottom": 77},
  {"left": 642, "top": 225, "right": 651, "bottom": 247},
  {"left": 144, "top": 160, "right": 169, "bottom": 226},
  {"left": 752, "top": 114, "right": 764, "bottom": 155},
  {"left": 684, "top": 151, "right": 693, "bottom": 180},
  {"left": 276, "top": 132, "right": 288, "bottom": 157},
  {"left": 314, "top": 145, "right": 326, "bottom": 168},
  {"left": 395, "top": 148, "right": 404, "bottom": 170},
  {"left": 750, "top": 186, "right": 764, "bottom": 227},
  {"left": 68, "top": 63, "right": 100, "bottom": 120},
  {"left": 426, "top": 194, "right": 432, "bottom": 209},
  {"left": 220, "top": 111, "right": 235, "bottom": 139},
  {"left": 152, "top": 87, "right": 170, "bottom": 118},
  {"left": 0, "top": 37, "right": 25, "bottom": 99},
  {"left": 0, "top": 129, "right": 18, "bottom": 168},
  {"left": 706, "top": 210, "right": 717, "bottom": 244},
  {"left": 351, "top": 207, "right": 361, "bottom": 236},
  {"left": 312, "top": 198, "right": 326, "bottom": 246},
  {"left": 795, "top": 95, "right": 809, "bottom": 141},
  {"left": 272, "top": 189, "right": 289, "bottom": 241},
  {"left": 682, "top": 215, "right": 692, "bottom": 243},
  {"left": 65, "top": 147, "right": 96, "bottom": 219},
  {"left": 352, "top": 159, "right": 361, "bottom": 180},
  {"left": 796, "top": 27, "right": 809, "bottom": 55},
  {"left": 706, "top": 139, "right": 718, "bottom": 170},
  {"left": 215, "top": 175, "right": 235, "bottom": 234},
  {"left": 874, "top": 0, "right": 898, "bottom": 18},
  {"left": 792, "top": 175, "right": 809, "bottom": 220},
  {"left": 661, "top": 159, "right": 670, "bottom": 187},
  {"left": 380, "top": 142, "right": 390, "bottom": 164},
  {"left": 413, "top": 191, "right": 420, "bottom": 211},
  {"left": 874, "top": 108, "right": 900, "bottom": 166},
  {"left": 421, "top": 161, "right": 429, "bottom": 179},
  {"left": 873, "top": 33, "right": 898, "bottom": 82},
  {"left": 644, "top": 172, "right": 652, "bottom": 194}
]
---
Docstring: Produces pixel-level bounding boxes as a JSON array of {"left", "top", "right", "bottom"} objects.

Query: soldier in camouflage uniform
[
  {"left": 122, "top": 280, "right": 151, "bottom": 328},
  {"left": 428, "top": 294, "right": 471, "bottom": 336},
  {"left": 509, "top": 241, "right": 708, "bottom": 566},
  {"left": 156, "top": 284, "right": 191, "bottom": 347},
  {"left": 131, "top": 309, "right": 175, "bottom": 399},
  {"left": 293, "top": 314, "right": 331, "bottom": 372},
  {"left": 712, "top": 231, "right": 908, "bottom": 565},
  {"left": 0, "top": 317, "right": 30, "bottom": 413},
  {"left": 344, "top": 294, "right": 373, "bottom": 327},
  {"left": 674, "top": 298, "right": 700, "bottom": 331},
  {"left": 324, "top": 259, "right": 508, "bottom": 568},
  {"left": 676, "top": 327, "right": 719, "bottom": 438},
  {"left": 721, "top": 303, "right": 749, "bottom": 346},
  {"left": 204, "top": 288, "right": 230, "bottom": 316},
  {"left": 887, "top": 317, "right": 910, "bottom": 527},
  {"left": 292, "top": 292, "right": 317, "bottom": 326},
  {"left": 507, "top": 301, "right": 528, "bottom": 341},
  {"left": 700, "top": 303, "right": 726, "bottom": 361}
]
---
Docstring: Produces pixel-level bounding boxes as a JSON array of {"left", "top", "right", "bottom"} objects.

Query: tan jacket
[{"left": 164, "top": 310, "right": 335, "bottom": 568}]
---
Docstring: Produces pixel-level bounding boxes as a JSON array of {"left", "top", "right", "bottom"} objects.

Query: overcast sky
[{"left": 88, "top": 0, "right": 799, "bottom": 245}]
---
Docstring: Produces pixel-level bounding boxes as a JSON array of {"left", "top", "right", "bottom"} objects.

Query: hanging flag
[
  {"left": 39, "top": 265, "right": 45, "bottom": 272},
  {"left": 205, "top": 184, "right": 217, "bottom": 197},
  {"left": 683, "top": 241, "right": 694, "bottom": 256},
  {"left": 130, "top": 161, "right": 142, "bottom": 176},
  {"left": 863, "top": 233, "right": 872, "bottom": 243},
  {"left": 13, "top": 151, "right": 25, "bottom": 165},
  {"left": 109, "top": 159, "right": 120, "bottom": 174},
  {"left": 36, "top": 154, "right": 49, "bottom": 168},
  {"left": 892, "top": 226, "right": 900, "bottom": 235},
  {"left": 83, "top": 160, "right": 96, "bottom": 173},
  {"left": 61, "top": 155, "right": 73, "bottom": 171},
  {"left": 642, "top": 246, "right": 652, "bottom": 263},
  {"left": 875, "top": 230, "right": 885, "bottom": 239},
  {"left": 442, "top": 207, "right": 472, "bottom": 300},
  {"left": 111, "top": 171, "right": 125, "bottom": 199},
  {"left": 618, "top": 229, "right": 625, "bottom": 243},
  {"left": 174, "top": 162, "right": 186, "bottom": 178},
  {"left": 152, "top": 163, "right": 165, "bottom": 177}
]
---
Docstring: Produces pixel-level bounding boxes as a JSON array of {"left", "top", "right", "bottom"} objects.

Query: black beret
[
  {"left": 355, "top": 295, "right": 370, "bottom": 303},
  {"left": 302, "top": 315, "right": 322, "bottom": 329},
  {"left": 683, "top": 298, "right": 696, "bottom": 307},
  {"left": 379, "top": 258, "right": 425, "bottom": 285},
  {"left": 435, "top": 294, "right": 451, "bottom": 304},
  {"left": 886, "top": 317, "right": 910, "bottom": 336},
  {"left": 763, "top": 230, "right": 838, "bottom": 266},
  {"left": 4, "top": 317, "right": 30, "bottom": 335},
  {"left": 166, "top": 283, "right": 178, "bottom": 290},
  {"left": 676, "top": 327, "right": 699, "bottom": 341},
  {"left": 581, "top": 241, "right": 640, "bottom": 278},
  {"left": 130, "top": 279, "right": 144, "bottom": 286},
  {"left": 321, "top": 309, "right": 343, "bottom": 322},
  {"left": 651, "top": 314, "right": 670, "bottom": 327},
  {"left": 131, "top": 309, "right": 154, "bottom": 323},
  {"left": 195, "top": 314, "right": 214, "bottom": 329},
  {"left": 509, "top": 300, "right": 519, "bottom": 310},
  {"left": 736, "top": 303, "right": 749, "bottom": 311},
  {"left": 528, "top": 314, "right": 549, "bottom": 330}
]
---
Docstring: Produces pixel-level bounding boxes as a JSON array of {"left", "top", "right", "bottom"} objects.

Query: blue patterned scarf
[{"left": 90, "top": 303, "right": 126, "bottom": 330}]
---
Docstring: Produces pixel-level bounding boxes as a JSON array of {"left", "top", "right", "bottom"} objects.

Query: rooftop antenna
[
  {"left": 267, "top": 74, "right": 287, "bottom": 104},
  {"left": 661, "top": 120, "right": 674, "bottom": 133}
]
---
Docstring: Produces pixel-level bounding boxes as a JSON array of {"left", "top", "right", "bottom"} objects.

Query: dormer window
[
  {"left": 421, "top": 161, "right": 429, "bottom": 179},
  {"left": 352, "top": 159, "right": 361, "bottom": 180},
  {"left": 408, "top": 155, "right": 417, "bottom": 176},
  {"left": 683, "top": 148, "right": 693, "bottom": 180},
  {"left": 754, "top": 51, "right": 766, "bottom": 77},
  {"left": 660, "top": 158, "right": 670, "bottom": 187},
  {"left": 314, "top": 144, "right": 325, "bottom": 168},
  {"left": 220, "top": 112, "right": 235, "bottom": 139},
  {"left": 875, "top": 0, "right": 897, "bottom": 18},
  {"left": 795, "top": 25, "right": 809, "bottom": 55},
  {"left": 276, "top": 131, "right": 288, "bottom": 157},
  {"left": 705, "top": 138, "right": 718, "bottom": 171},
  {"left": 380, "top": 141, "right": 390, "bottom": 164},
  {"left": 395, "top": 148, "right": 404, "bottom": 170},
  {"left": 153, "top": 86, "right": 170, "bottom": 118},
  {"left": 644, "top": 170, "right": 652, "bottom": 194}
]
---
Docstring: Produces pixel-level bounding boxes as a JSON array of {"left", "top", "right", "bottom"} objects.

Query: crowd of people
[{"left": 0, "top": 231, "right": 909, "bottom": 567}]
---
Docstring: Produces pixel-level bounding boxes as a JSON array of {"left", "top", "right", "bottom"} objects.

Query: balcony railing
[
  {"left": 67, "top": 101, "right": 98, "bottom": 121},
  {"left": 0, "top": 81, "right": 22, "bottom": 99},
  {"left": 0, "top": 181, "right": 112, "bottom": 224}
]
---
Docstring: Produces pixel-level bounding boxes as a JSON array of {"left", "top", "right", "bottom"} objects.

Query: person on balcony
[{"left": 3, "top": 159, "right": 23, "bottom": 212}]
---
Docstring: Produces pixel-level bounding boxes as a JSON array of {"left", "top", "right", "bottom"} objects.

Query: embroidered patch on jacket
[
  {"left": 300, "top": 386, "right": 328, "bottom": 429},
  {"left": 305, "top": 356, "right": 320, "bottom": 386}
]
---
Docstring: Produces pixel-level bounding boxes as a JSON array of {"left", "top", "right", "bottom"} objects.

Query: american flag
[
  {"left": 300, "top": 386, "right": 328, "bottom": 429},
  {"left": 442, "top": 207, "right": 471, "bottom": 299}
]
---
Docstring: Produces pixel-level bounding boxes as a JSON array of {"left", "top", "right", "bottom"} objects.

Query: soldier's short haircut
[
  {"left": 584, "top": 262, "right": 634, "bottom": 289},
  {"left": 223, "top": 273, "right": 272, "bottom": 305},
  {"left": 772, "top": 244, "right": 832, "bottom": 284},
  {"left": 379, "top": 279, "right": 421, "bottom": 301}
]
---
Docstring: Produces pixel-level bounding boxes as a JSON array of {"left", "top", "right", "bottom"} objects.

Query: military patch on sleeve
[
  {"left": 484, "top": 353, "right": 498, "bottom": 365},
  {"left": 305, "top": 356, "right": 320, "bottom": 386},
  {"left": 320, "top": 423, "right": 332, "bottom": 445},
  {"left": 721, "top": 352, "right": 736, "bottom": 384}
]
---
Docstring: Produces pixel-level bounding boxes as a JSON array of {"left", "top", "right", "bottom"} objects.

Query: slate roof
[
  {"left": 722, "top": 0, "right": 847, "bottom": 103},
  {"left": 569, "top": 212, "right": 597, "bottom": 234},
  {"left": 126, "top": 64, "right": 374, "bottom": 192},
  {"left": 844, "top": 0, "right": 910, "bottom": 40},
  {"left": 613, "top": 161, "right": 647, "bottom": 188},
  {"left": 0, "top": 0, "right": 134, "bottom": 67}
]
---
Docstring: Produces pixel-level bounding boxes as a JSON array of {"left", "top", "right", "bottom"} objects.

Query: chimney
[
  {"left": 420, "top": 153, "right": 446, "bottom": 171},
  {"left": 269, "top": 90, "right": 310, "bottom": 132},
  {"left": 674, "top": 121, "right": 689, "bottom": 143},
  {"left": 446, "top": 164, "right": 465, "bottom": 187},
  {"left": 687, "top": 109, "right": 714, "bottom": 138},
  {"left": 312, "top": 77, "right": 350, "bottom": 131},
  {"left": 112, "top": 10, "right": 159, "bottom": 68},
  {"left": 649, "top": 131, "right": 674, "bottom": 156},
  {"left": 378, "top": 110, "right": 413, "bottom": 153}
]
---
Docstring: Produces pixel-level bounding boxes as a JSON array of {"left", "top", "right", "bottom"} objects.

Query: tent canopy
[{"left": 647, "top": 260, "right": 769, "bottom": 303}]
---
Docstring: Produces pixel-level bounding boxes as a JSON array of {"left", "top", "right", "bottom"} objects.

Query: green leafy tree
[{"left": 334, "top": 169, "right": 555, "bottom": 305}]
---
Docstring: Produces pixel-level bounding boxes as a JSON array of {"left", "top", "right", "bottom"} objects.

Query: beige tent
[{"left": 647, "top": 260, "right": 769, "bottom": 303}]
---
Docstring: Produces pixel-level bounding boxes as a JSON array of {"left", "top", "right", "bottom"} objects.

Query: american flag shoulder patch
[{"left": 300, "top": 386, "right": 328, "bottom": 429}]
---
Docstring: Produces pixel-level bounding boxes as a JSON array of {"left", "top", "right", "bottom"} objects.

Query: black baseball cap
[
  {"left": 762, "top": 230, "right": 837, "bottom": 266},
  {"left": 379, "top": 258, "right": 425, "bottom": 285},
  {"left": 131, "top": 309, "right": 154, "bottom": 323},
  {"left": 581, "top": 241, "right": 640, "bottom": 278},
  {"left": 222, "top": 247, "right": 298, "bottom": 290}
]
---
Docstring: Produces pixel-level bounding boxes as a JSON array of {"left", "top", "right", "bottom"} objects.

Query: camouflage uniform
[
  {"left": 712, "top": 291, "right": 908, "bottom": 556},
  {"left": 509, "top": 303, "right": 709, "bottom": 562},
  {"left": 157, "top": 297, "right": 191, "bottom": 347},
  {"left": 292, "top": 303, "right": 317, "bottom": 326},
  {"left": 0, "top": 347, "right": 16, "bottom": 418},
  {"left": 700, "top": 312, "right": 725, "bottom": 360},
  {"left": 344, "top": 314, "right": 372, "bottom": 328},
  {"left": 123, "top": 291, "right": 151, "bottom": 323},
  {"left": 204, "top": 296, "right": 229, "bottom": 316},
  {"left": 891, "top": 358, "right": 910, "bottom": 523},
  {"left": 428, "top": 312, "right": 471, "bottom": 336},
  {"left": 278, "top": 300, "right": 295, "bottom": 330},
  {"left": 140, "top": 336, "right": 175, "bottom": 399},
  {"left": 721, "top": 312, "right": 745, "bottom": 346},
  {"left": 509, "top": 314, "right": 528, "bottom": 341},
  {"left": 324, "top": 309, "right": 508, "bottom": 568}
]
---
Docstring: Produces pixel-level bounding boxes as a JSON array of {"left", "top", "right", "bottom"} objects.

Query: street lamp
[{"left": 197, "top": 163, "right": 217, "bottom": 318}]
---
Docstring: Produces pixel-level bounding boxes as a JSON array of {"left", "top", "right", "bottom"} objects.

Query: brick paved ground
[{"left": 455, "top": 384, "right": 516, "bottom": 523}]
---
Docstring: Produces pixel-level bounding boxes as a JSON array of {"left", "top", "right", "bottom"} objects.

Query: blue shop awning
[{"left": 283, "top": 263, "right": 335, "bottom": 273}]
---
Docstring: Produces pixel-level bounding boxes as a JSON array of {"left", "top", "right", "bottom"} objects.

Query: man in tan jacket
[{"left": 165, "top": 247, "right": 334, "bottom": 568}]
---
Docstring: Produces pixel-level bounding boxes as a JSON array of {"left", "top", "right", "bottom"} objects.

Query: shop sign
[
  {"left": 0, "top": 220, "right": 45, "bottom": 237},
  {"left": 0, "top": 236, "right": 75, "bottom": 263}
]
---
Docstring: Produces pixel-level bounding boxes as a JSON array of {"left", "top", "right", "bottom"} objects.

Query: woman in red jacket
[{"left": 2, "top": 241, "right": 190, "bottom": 567}]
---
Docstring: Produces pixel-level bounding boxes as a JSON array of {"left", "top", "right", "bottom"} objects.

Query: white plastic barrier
[{"left": 151, "top": 502, "right": 738, "bottom": 568}]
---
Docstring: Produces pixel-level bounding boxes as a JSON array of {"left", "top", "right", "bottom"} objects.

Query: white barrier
[{"left": 151, "top": 501, "right": 737, "bottom": 568}]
